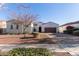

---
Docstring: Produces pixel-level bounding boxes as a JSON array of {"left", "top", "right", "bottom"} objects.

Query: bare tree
[
  {"left": 0, "top": 4, "right": 38, "bottom": 37},
  {"left": 8, "top": 4, "right": 38, "bottom": 38},
  {"left": 14, "top": 14, "right": 37, "bottom": 38}
]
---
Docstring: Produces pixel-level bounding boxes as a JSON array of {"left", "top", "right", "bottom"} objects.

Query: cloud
[
  {"left": 0, "top": 3, "right": 5, "bottom": 8},
  {"left": 0, "top": 3, "right": 8, "bottom": 11}
]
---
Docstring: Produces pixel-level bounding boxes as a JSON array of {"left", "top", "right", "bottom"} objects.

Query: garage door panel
[{"left": 45, "top": 27, "right": 56, "bottom": 33}]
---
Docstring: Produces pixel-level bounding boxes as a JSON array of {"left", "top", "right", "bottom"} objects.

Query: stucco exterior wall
[
  {"left": 0, "top": 21, "right": 7, "bottom": 33},
  {"left": 58, "top": 26, "right": 66, "bottom": 33},
  {"left": 6, "top": 22, "right": 22, "bottom": 33},
  {"left": 4, "top": 21, "right": 59, "bottom": 34},
  {"left": 42, "top": 22, "right": 59, "bottom": 32},
  {"left": 32, "top": 22, "right": 43, "bottom": 33},
  {"left": 6, "top": 22, "right": 33, "bottom": 34},
  {"left": 32, "top": 22, "right": 59, "bottom": 33},
  {"left": 0, "top": 21, "right": 6, "bottom": 28}
]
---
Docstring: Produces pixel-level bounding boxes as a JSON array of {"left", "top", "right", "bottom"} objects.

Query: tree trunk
[{"left": 23, "top": 27, "right": 26, "bottom": 38}]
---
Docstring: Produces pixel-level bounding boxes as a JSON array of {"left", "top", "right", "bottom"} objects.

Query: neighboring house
[
  {"left": 0, "top": 21, "right": 6, "bottom": 34},
  {"left": 0, "top": 20, "right": 59, "bottom": 34},
  {"left": 59, "top": 21, "right": 79, "bottom": 33}
]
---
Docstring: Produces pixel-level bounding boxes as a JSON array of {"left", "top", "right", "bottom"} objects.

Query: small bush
[
  {"left": 73, "top": 28, "right": 79, "bottom": 31},
  {"left": 63, "top": 29, "right": 73, "bottom": 34},
  {"left": 64, "top": 28, "right": 79, "bottom": 35},
  {"left": 73, "top": 30, "right": 79, "bottom": 36},
  {"left": 8, "top": 48, "right": 52, "bottom": 56},
  {"left": 64, "top": 26, "right": 75, "bottom": 34}
]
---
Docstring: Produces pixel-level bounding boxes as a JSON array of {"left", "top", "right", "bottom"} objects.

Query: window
[
  {"left": 34, "top": 24, "right": 37, "bottom": 26},
  {"left": 10, "top": 25, "right": 13, "bottom": 29},
  {"left": 33, "top": 28, "right": 36, "bottom": 32},
  {"left": 16, "top": 25, "right": 19, "bottom": 29}
]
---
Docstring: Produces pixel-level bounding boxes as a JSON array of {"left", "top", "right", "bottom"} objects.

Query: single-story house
[
  {"left": 0, "top": 20, "right": 59, "bottom": 34},
  {"left": 33, "top": 21, "right": 59, "bottom": 33},
  {"left": 58, "top": 21, "right": 79, "bottom": 33}
]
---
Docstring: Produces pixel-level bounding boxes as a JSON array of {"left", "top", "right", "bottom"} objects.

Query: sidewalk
[
  {"left": 0, "top": 44, "right": 79, "bottom": 56},
  {"left": 59, "top": 44, "right": 79, "bottom": 56}
]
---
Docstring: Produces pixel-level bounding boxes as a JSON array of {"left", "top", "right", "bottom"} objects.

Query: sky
[{"left": 0, "top": 3, "right": 79, "bottom": 25}]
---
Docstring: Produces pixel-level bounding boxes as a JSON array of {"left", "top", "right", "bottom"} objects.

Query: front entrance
[{"left": 39, "top": 27, "right": 42, "bottom": 32}]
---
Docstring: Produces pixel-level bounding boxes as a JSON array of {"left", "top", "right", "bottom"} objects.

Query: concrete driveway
[
  {"left": 46, "top": 33, "right": 79, "bottom": 56},
  {"left": 56, "top": 33, "right": 79, "bottom": 44},
  {"left": 55, "top": 33, "right": 79, "bottom": 56}
]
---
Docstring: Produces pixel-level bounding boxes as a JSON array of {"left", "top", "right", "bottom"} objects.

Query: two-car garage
[
  {"left": 42, "top": 22, "right": 59, "bottom": 33},
  {"left": 45, "top": 27, "right": 56, "bottom": 33},
  {"left": 33, "top": 21, "right": 59, "bottom": 33}
]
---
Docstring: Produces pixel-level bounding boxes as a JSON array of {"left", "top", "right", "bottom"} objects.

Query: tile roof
[{"left": 61, "top": 21, "right": 79, "bottom": 26}]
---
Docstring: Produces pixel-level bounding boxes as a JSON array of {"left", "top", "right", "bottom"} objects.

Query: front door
[
  {"left": 39, "top": 27, "right": 42, "bottom": 32},
  {"left": 0, "top": 29, "right": 3, "bottom": 34}
]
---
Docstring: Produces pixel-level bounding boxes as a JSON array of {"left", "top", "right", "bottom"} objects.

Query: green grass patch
[{"left": 8, "top": 48, "right": 53, "bottom": 56}]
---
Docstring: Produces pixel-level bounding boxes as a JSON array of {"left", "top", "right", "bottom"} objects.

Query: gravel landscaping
[{"left": 0, "top": 33, "right": 79, "bottom": 56}]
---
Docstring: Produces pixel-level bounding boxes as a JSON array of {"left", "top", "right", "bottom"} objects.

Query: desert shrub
[
  {"left": 63, "top": 26, "right": 75, "bottom": 34},
  {"left": 64, "top": 25, "right": 79, "bottom": 34},
  {"left": 73, "top": 30, "right": 79, "bottom": 36},
  {"left": 8, "top": 48, "right": 52, "bottom": 56},
  {"left": 73, "top": 28, "right": 79, "bottom": 31},
  {"left": 63, "top": 29, "right": 73, "bottom": 34},
  {"left": 64, "top": 27, "right": 79, "bottom": 34}
]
